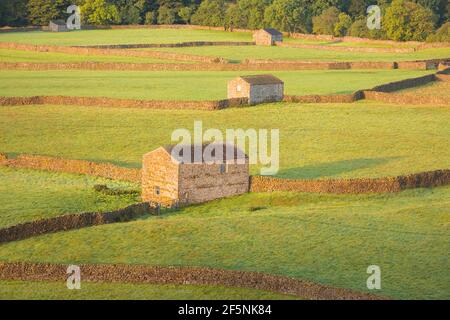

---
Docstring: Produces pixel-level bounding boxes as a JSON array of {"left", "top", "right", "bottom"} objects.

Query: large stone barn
[
  {"left": 49, "top": 20, "right": 68, "bottom": 32},
  {"left": 253, "top": 28, "right": 283, "bottom": 46},
  {"left": 142, "top": 143, "right": 249, "bottom": 206},
  {"left": 228, "top": 74, "right": 284, "bottom": 105}
]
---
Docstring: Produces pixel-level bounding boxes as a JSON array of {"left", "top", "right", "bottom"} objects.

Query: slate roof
[
  {"left": 238, "top": 74, "right": 284, "bottom": 85},
  {"left": 261, "top": 28, "right": 283, "bottom": 36},
  {"left": 162, "top": 143, "right": 248, "bottom": 163}
]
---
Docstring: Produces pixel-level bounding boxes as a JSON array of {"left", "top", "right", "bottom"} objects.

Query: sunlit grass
[
  {"left": 0, "top": 167, "right": 139, "bottom": 228},
  {"left": 1, "top": 187, "right": 448, "bottom": 299}
]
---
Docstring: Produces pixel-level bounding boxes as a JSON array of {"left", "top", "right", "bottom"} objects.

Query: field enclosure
[{"left": 0, "top": 26, "right": 449, "bottom": 301}]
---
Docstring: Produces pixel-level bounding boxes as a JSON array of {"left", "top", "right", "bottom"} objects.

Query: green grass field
[
  {"left": 0, "top": 186, "right": 448, "bottom": 299},
  {"left": 0, "top": 69, "right": 434, "bottom": 100},
  {"left": 0, "top": 167, "right": 139, "bottom": 228},
  {"left": 1, "top": 102, "right": 449, "bottom": 178},
  {"left": 398, "top": 80, "right": 450, "bottom": 97},
  {"left": 146, "top": 46, "right": 450, "bottom": 63},
  {"left": 0, "top": 29, "right": 252, "bottom": 46},
  {"left": 0, "top": 280, "right": 295, "bottom": 300},
  {"left": 0, "top": 49, "right": 188, "bottom": 64}
]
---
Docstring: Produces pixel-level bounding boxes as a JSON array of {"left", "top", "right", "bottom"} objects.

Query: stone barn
[
  {"left": 49, "top": 20, "right": 68, "bottom": 32},
  {"left": 253, "top": 28, "right": 283, "bottom": 46},
  {"left": 142, "top": 143, "right": 249, "bottom": 206},
  {"left": 228, "top": 74, "right": 284, "bottom": 105}
]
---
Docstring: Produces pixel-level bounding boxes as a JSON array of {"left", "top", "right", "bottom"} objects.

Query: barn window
[
  {"left": 236, "top": 85, "right": 242, "bottom": 92},
  {"left": 154, "top": 186, "right": 160, "bottom": 196},
  {"left": 219, "top": 164, "right": 226, "bottom": 174}
]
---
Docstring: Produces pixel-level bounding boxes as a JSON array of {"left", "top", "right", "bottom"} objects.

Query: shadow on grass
[{"left": 276, "top": 157, "right": 403, "bottom": 179}]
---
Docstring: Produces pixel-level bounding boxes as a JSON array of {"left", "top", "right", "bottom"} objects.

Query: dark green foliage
[
  {"left": 0, "top": 0, "right": 448, "bottom": 40},
  {"left": 312, "top": 6, "right": 340, "bottom": 35},
  {"left": 27, "top": 0, "right": 72, "bottom": 25},
  {"left": 426, "top": 21, "right": 450, "bottom": 41}
]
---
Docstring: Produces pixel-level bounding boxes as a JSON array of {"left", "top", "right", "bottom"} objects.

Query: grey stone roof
[
  {"left": 163, "top": 143, "right": 248, "bottom": 163},
  {"left": 262, "top": 28, "right": 283, "bottom": 36},
  {"left": 239, "top": 74, "right": 284, "bottom": 85}
]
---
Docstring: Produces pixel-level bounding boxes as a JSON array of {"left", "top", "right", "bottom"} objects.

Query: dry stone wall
[
  {"left": 276, "top": 41, "right": 415, "bottom": 53},
  {"left": 0, "top": 203, "right": 152, "bottom": 243},
  {"left": 1, "top": 154, "right": 141, "bottom": 182},
  {"left": 0, "top": 42, "right": 227, "bottom": 64},
  {"left": 0, "top": 96, "right": 248, "bottom": 111},
  {"left": 250, "top": 170, "right": 450, "bottom": 194},
  {"left": 77, "top": 41, "right": 255, "bottom": 49},
  {"left": 0, "top": 262, "right": 387, "bottom": 300}
]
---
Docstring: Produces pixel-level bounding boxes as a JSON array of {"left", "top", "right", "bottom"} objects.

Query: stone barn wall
[
  {"left": 227, "top": 78, "right": 251, "bottom": 100},
  {"left": 178, "top": 161, "right": 249, "bottom": 204},
  {"left": 249, "top": 83, "right": 284, "bottom": 105},
  {"left": 142, "top": 149, "right": 179, "bottom": 205}
]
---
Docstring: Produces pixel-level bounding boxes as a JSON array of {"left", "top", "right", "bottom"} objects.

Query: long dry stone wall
[
  {"left": 0, "top": 96, "right": 248, "bottom": 111},
  {"left": 0, "top": 42, "right": 227, "bottom": 64},
  {"left": 1, "top": 154, "right": 141, "bottom": 182},
  {"left": 0, "top": 203, "right": 152, "bottom": 243},
  {"left": 77, "top": 41, "right": 255, "bottom": 49},
  {"left": 0, "top": 262, "right": 387, "bottom": 300},
  {"left": 276, "top": 41, "right": 415, "bottom": 53},
  {"left": 250, "top": 170, "right": 450, "bottom": 194}
]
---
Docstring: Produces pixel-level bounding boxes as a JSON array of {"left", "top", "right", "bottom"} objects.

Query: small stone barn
[
  {"left": 142, "top": 143, "right": 249, "bottom": 206},
  {"left": 253, "top": 28, "right": 283, "bottom": 46},
  {"left": 228, "top": 74, "right": 284, "bottom": 105},
  {"left": 49, "top": 20, "right": 68, "bottom": 32}
]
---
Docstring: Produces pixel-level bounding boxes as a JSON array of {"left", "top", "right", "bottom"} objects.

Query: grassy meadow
[
  {"left": 398, "top": 80, "right": 450, "bottom": 97},
  {"left": 0, "top": 69, "right": 434, "bottom": 100},
  {"left": 0, "top": 186, "right": 448, "bottom": 300},
  {"left": 0, "top": 167, "right": 139, "bottom": 228},
  {"left": 0, "top": 48, "right": 188, "bottom": 64},
  {"left": 0, "top": 280, "right": 295, "bottom": 300},
  {"left": 0, "top": 28, "right": 252, "bottom": 46},
  {"left": 1, "top": 102, "right": 449, "bottom": 178}
]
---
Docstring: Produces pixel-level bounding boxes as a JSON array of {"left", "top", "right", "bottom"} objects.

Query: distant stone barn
[
  {"left": 253, "top": 28, "right": 283, "bottom": 46},
  {"left": 228, "top": 74, "right": 284, "bottom": 105},
  {"left": 142, "top": 143, "right": 249, "bottom": 206},
  {"left": 49, "top": 20, "right": 68, "bottom": 32}
]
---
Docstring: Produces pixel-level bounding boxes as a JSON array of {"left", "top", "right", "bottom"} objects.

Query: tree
[
  {"left": 0, "top": 0, "right": 28, "bottom": 27},
  {"left": 312, "top": 6, "right": 340, "bottom": 35},
  {"left": 145, "top": 11, "right": 157, "bottom": 24},
  {"left": 178, "top": 6, "right": 194, "bottom": 24},
  {"left": 120, "top": 4, "right": 142, "bottom": 24},
  {"left": 334, "top": 12, "right": 353, "bottom": 36},
  {"left": 80, "top": 0, "right": 121, "bottom": 25},
  {"left": 384, "top": 0, "right": 435, "bottom": 41},
  {"left": 225, "top": 4, "right": 245, "bottom": 30},
  {"left": 236, "top": 0, "right": 271, "bottom": 30},
  {"left": 27, "top": 0, "right": 72, "bottom": 25},
  {"left": 191, "top": 0, "right": 226, "bottom": 27},
  {"left": 348, "top": 17, "right": 371, "bottom": 37},
  {"left": 264, "top": 0, "right": 313, "bottom": 33},
  {"left": 426, "top": 21, "right": 450, "bottom": 41},
  {"left": 157, "top": 5, "right": 176, "bottom": 24}
]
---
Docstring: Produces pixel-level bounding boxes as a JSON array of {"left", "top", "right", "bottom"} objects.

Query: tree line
[{"left": 0, "top": 0, "right": 448, "bottom": 41}]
